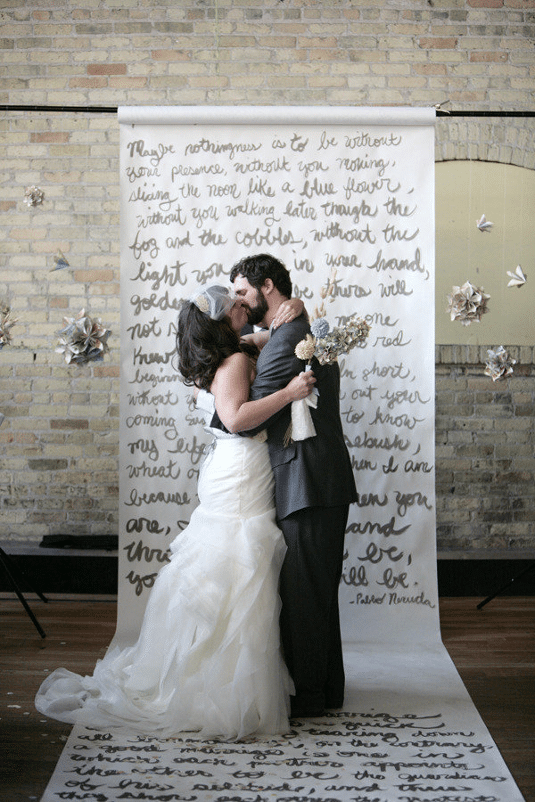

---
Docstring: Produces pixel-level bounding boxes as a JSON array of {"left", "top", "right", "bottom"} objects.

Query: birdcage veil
[{"left": 188, "top": 285, "right": 237, "bottom": 321}]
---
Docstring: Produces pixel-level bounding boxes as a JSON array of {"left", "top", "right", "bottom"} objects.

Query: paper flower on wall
[
  {"left": 447, "top": 281, "right": 490, "bottom": 326},
  {"left": 476, "top": 214, "right": 493, "bottom": 232},
  {"left": 0, "top": 303, "right": 17, "bottom": 349},
  {"left": 56, "top": 309, "right": 111, "bottom": 365},
  {"left": 24, "top": 186, "right": 45, "bottom": 207},
  {"left": 484, "top": 346, "right": 517, "bottom": 382},
  {"left": 506, "top": 265, "right": 527, "bottom": 288}
]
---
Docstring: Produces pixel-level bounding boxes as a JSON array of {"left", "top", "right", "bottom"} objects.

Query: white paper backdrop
[
  {"left": 38, "top": 106, "right": 525, "bottom": 802},
  {"left": 117, "top": 105, "right": 437, "bottom": 647}
]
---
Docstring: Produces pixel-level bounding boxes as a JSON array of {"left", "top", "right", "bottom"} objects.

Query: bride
[{"left": 35, "top": 285, "right": 315, "bottom": 740}]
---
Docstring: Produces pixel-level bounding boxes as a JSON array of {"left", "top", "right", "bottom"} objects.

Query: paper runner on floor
[{"left": 40, "top": 644, "right": 523, "bottom": 801}]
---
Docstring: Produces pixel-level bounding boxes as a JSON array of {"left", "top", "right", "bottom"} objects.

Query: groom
[{"left": 229, "top": 253, "right": 357, "bottom": 718}]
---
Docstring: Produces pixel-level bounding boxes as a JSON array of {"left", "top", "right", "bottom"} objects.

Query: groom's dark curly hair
[{"left": 230, "top": 253, "right": 292, "bottom": 298}]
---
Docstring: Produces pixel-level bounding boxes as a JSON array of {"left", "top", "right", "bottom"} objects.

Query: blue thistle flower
[{"left": 311, "top": 317, "right": 330, "bottom": 339}]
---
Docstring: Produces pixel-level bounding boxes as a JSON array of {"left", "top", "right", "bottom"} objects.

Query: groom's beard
[{"left": 245, "top": 290, "right": 269, "bottom": 327}]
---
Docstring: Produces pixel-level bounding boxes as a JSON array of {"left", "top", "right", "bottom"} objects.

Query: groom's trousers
[{"left": 277, "top": 504, "right": 349, "bottom": 713}]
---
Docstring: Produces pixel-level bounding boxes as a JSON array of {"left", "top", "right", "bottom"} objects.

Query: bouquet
[
  {"left": 286, "top": 270, "right": 370, "bottom": 444},
  {"left": 296, "top": 315, "right": 371, "bottom": 366}
]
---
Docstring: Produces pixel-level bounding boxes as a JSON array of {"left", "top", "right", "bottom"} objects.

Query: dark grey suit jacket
[{"left": 244, "top": 314, "right": 357, "bottom": 519}]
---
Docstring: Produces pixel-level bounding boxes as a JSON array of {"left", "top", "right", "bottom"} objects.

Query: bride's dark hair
[{"left": 176, "top": 301, "right": 257, "bottom": 391}]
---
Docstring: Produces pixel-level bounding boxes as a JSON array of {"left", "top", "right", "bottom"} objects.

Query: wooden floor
[{"left": 0, "top": 594, "right": 533, "bottom": 802}]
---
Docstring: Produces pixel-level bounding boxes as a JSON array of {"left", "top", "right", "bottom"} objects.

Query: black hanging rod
[
  {"left": 0, "top": 104, "right": 534, "bottom": 117},
  {"left": 0, "top": 105, "right": 118, "bottom": 113},
  {"left": 436, "top": 110, "right": 534, "bottom": 117}
]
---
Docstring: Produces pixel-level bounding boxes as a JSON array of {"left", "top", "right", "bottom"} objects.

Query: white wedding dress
[{"left": 35, "top": 421, "right": 293, "bottom": 740}]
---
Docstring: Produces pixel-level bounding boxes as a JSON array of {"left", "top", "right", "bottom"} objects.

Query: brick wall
[
  {"left": 436, "top": 346, "right": 534, "bottom": 556},
  {"left": 1, "top": 1, "right": 533, "bottom": 108},
  {"left": 0, "top": 1, "right": 534, "bottom": 557}
]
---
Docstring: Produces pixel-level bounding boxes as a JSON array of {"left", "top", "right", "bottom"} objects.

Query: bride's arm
[
  {"left": 240, "top": 298, "right": 307, "bottom": 350},
  {"left": 211, "top": 352, "right": 315, "bottom": 433},
  {"left": 241, "top": 329, "right": 270, "bottom": 350},
  {"left": 272, "top": 297, "right": 308, "bottom": 329}
]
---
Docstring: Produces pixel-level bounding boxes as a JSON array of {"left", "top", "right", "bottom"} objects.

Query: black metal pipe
[{"left": 0, "top": 104, "right": 534, "bottom": 117}]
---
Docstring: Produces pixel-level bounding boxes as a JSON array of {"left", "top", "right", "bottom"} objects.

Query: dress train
[{"left": 35, "top": 434, "right": 293, "bottom": 739}]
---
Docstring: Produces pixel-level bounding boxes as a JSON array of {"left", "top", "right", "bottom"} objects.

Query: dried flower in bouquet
[
  {"left": 295, "top": 333, "right": 316, "bottom": 363},
  {"left": 311, "top": 315, "right": 371, "bottom": 365},
  {"left": 294, "top": 269, "right": 370, "bottom": 366}
]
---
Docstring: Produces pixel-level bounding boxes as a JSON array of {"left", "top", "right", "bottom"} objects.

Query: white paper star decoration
[
  {"left": 476, "top": 214, "right": 493, "bottom": 232},
  {"left": 446, "top": 281, "right": 490, "bottom": 326},
  {"left": 506, "top": 265, "right": 527, "bottom": 288},
  {"left": 51, "top": 250, "right": 70, "bottom": 272},
  {"left": 484, "top": 346, "right": 517, "bottom": 382}
]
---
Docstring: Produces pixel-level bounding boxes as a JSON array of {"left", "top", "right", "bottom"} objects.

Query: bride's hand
[
  {"left": 272, "top": 298, "right": 307, "bottom": 329},
  {"left": 286, "top": 370, "right": 316, "bottom": 401}
]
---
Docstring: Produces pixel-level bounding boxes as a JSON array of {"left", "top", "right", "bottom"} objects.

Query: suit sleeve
[{"left": 239, "top": 317, "right": 309, "bottom": 435}]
